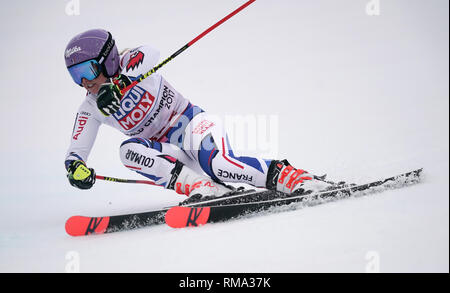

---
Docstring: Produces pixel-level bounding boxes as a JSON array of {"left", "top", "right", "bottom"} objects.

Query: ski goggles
[{"left": 67, "top": 59, "right": 102, "bottom": 85}]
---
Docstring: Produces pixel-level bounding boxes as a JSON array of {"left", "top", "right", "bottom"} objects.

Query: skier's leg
[
  {"left": 181, "top": 112, "right": 272, "bottom": 188},
  {"left": 180, "top": 112, "right": 338, "bottom": 195},
  {"left": 119, "top": 137, "right": 183, "bottom": 187},
  {"left": 119, "top": 137, "right": 232, "bottom": 197}
]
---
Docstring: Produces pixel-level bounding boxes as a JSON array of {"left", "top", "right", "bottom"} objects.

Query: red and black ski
[
  {"left": 165, "top": 207, "right": 212, "bottom": 228},
  {"left": 66, "top": 169, "right": 422, "bottom": 235},
  {"left": 165, "top": 168, "right": 423, "bottom": 228},
  {"left": 65, "top": 189, "right": 271, "bottom": 236},
  {"left": 65, "top": 209, "right": 167, "bottom": 236}
]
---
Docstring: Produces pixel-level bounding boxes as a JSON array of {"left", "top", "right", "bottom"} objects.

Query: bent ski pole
[
  {"left": 118, "top": 0, "right": 256, "bottom": 95},
  {"left": 96, "top": 175, "right": 161, "bottom": 187}
]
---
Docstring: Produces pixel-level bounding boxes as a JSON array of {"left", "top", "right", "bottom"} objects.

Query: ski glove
[
  {"left": 67, "top": 160, "right": 96, "bottom": 190},
  {"left": 96, "top": 75, "right": 132, "bottom": 116}
]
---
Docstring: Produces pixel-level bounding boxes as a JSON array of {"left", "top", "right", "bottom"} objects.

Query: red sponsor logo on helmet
[{"left": 126, "top": 51, "right": 145, "bottom": 72}]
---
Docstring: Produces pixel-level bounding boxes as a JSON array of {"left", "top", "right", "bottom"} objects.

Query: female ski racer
[{"left": 64, "top": 29, "right": 335, "bottom": 200}]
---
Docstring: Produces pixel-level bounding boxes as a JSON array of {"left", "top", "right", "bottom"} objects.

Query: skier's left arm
[{"left": 65, "top": 98, "right": 103, "bottom": 189}]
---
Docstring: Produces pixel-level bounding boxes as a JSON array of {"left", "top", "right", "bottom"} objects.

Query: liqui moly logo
[{"left": 113, "top": 86, "right": 155, "bottom": 130}]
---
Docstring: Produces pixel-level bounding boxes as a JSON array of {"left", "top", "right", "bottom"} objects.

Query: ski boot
[
  {"left": 266, "top": 159, "right": 345, "bottom": 195},
  {"left": 167, "top": 161, "right": 234, "bottom": 204}
]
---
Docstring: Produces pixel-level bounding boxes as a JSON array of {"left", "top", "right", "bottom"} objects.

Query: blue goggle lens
[{"left": 68, "top": 60, "right": 101, "bottom": 85}]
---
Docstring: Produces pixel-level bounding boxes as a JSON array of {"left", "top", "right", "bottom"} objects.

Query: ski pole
[
  {"left": 95, "top": 175, "right": 161, "bottom": 187},
  {"left": 117, "top": 0, "right": 256, "bottom": 95}
]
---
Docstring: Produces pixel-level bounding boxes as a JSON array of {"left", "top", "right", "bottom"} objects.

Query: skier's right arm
[{"left": 65, "top": 98, "right": 103, "bottom": 190}]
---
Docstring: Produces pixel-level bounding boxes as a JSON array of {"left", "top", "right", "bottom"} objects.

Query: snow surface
[{"left": 0, "top": 0, "right": 448, "bottom": 272}]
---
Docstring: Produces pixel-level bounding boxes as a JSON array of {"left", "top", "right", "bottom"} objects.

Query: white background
[{"left": 0, "top": 0, "right": 448, "bottom": 272}]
